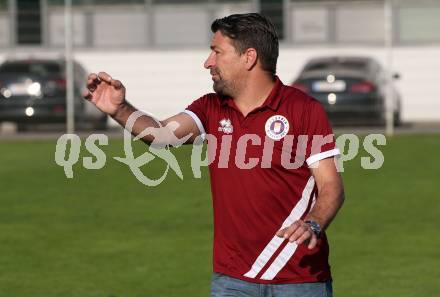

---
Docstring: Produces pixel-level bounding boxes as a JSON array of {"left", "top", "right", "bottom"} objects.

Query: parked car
[
  {"left": 0, "top": 56, "right": 107, "bottom": 131},
  {"left": 292, "top": 56, "right": 401, "bottom": 126}
]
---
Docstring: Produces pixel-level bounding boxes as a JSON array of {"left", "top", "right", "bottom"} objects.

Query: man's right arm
[{"left": 83, "top": 72, "right": 201, "bottom": 145}]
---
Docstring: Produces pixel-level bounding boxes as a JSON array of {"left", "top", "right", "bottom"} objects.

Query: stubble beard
[
  {"left": 213, "top": 79, "right": 227, "bottom": 96},
  {"left": 213, "top": 75, "right": 237, "bottom": 98}
]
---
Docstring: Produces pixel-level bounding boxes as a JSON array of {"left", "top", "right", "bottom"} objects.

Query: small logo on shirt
[
  {"left": 218, "top": 118, "right": 233, "bottom": 134},
  {"left": 265, "top": 115, "right": 289, "bottom": 140}
]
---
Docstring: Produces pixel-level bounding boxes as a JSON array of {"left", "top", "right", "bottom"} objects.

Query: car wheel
[{"left": 17, "top": 123, "right": 30, "bottom": 132}]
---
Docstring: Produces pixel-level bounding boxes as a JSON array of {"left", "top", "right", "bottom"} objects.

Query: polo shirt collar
[{"left": 220, "top": 76, "right": 284, "bottom": 111}]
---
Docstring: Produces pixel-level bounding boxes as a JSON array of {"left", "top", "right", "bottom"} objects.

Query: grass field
[{"left": 0, "top": 134, "right": 438, "bottom": 297}]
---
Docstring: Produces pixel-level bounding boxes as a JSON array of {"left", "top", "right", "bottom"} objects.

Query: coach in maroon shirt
[{"left": 84, "top": 13, "right": 344, "bottom": 297}]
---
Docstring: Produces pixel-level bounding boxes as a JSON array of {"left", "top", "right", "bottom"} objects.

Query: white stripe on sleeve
[
  {"left": 306, "top": 148, "right": 340, "bottom": 166},
  {"left": 182, "top": 109, "right": 206, "bottom": 140}
]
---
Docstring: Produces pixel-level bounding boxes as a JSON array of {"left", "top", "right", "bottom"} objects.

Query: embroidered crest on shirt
[
  {"left": 218, "top": 118, "right": 233, "bottom": 134},
  {"left": 265, "top": 115, "right": 289, "bottom": 140}
]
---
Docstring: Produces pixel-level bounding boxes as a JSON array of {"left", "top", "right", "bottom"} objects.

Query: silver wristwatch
[{"left": 305, "top": 220, "right": 322, "bottom": 238}]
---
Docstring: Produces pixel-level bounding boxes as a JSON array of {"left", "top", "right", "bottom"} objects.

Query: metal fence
[
  {"left": 0, "top": 0, "right": 439, "bottom": 49},
  {"left": 285, "top": 0, "right": 440, "bottom": 45}
]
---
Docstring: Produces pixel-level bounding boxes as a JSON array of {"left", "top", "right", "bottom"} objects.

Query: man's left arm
[{"left": 276, "top": 157, "right": 345, "bottom": 249}]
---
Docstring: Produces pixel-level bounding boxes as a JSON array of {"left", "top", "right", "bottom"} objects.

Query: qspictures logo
[{"left": 54, "top": 111, "right": 386, "bottom": 187}]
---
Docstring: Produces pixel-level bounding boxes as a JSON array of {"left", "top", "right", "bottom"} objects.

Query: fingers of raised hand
[
  {"left": 89, "top": 72, "right": 122, "bottom": 89},
  {"left": 88, "top": 73, "right": 97, "bottom": 80},
  {"left": 98, "top": 71, "right": 112, "bottom": 83},
  {"left": 110, "top": 79, "right": 123, "bottom": 90},
  {"left": 86, "top": 73, "right": 100, "bottom": 92},
  {"left": 87, "top": 73, "right": 100, "bottom": 84},
  {"left": 82, "top": 89, "right": 92, "bottom": 100}
]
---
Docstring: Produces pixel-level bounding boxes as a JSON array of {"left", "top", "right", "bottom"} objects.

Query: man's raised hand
[{"left": 83, "top": 72, "right": 126, "bottom": 116}]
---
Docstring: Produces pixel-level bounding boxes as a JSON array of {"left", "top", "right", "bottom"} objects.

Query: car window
[
  {"left": 0, "top": 62, "right": 62, "bottom": 77},
  {"left": 305, "top": 61, "right": 368, "bottom": 71}
]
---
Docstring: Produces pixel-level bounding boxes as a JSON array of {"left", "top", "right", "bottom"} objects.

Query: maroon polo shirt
[{"left": 183, "top": 77, "right": 339, "bottom": 284}]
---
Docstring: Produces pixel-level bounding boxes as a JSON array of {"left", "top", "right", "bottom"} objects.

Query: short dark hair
[{"left": 211, "top": 13, "right": 279, "bottom": 76}]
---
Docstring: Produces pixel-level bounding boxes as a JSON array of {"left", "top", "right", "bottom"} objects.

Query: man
[{"left": 84, "top": 13, "right": 344, "bottom": 297}]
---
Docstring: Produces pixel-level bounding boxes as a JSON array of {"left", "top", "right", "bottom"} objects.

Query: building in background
[{"left": 0, "top": 0, "right": 439, "bottom": 123}]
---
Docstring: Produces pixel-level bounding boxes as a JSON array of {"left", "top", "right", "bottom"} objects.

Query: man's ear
[{"left": 244, "top": 48, "right": 258, "bottom": 70}]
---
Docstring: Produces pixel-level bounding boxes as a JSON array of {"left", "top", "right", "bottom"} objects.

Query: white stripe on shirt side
[
  {"left": 243, "top": 236, "right": 285, "bottom": 279},
  {"left": 182, "top": 109, "right": 206, "bottom": 140},
  {"left": 310, "top": 193, "right": 317, "bottom": 211},
  {"left": 260, "top": 241, "right": 299, "bottom": 280},
  {"left": 260, "top": 192, "right": 317, "bottom": 280},
  {"left": 243, "top": 176, "right": 315, "bottom": 279},
  {"left": 306, "top": 148, "right": 340, "bottom": 166}
]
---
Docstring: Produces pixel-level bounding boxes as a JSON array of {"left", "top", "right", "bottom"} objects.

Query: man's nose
[{"left": 204, "top": 53, "right": 215, "bottom": 69}]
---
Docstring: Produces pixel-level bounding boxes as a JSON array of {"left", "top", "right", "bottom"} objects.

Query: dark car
[
  {"left": 0, "top": 57, "right": 107, "bottom": 131},
  {"left": 292, "top": 56, "right": 401, "bottom": 126}
]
